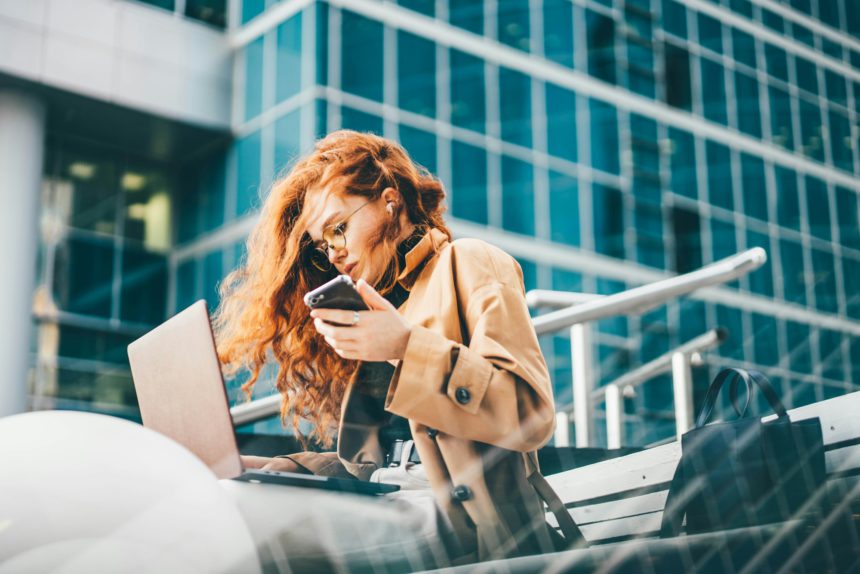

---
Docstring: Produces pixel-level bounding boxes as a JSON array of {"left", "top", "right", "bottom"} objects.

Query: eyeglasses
[{"left": 307, "top": 199, "right": 373, "bottom": 272}]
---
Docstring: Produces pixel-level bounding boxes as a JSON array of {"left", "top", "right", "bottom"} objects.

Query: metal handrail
[
  {"left": 231, "top": 393, "right": 281, "bottom": 426},
  {"left": 531, "top": 248, "right": 766, "bottom": 335},
  {"left": 591, "top": 328, "right": 725, "bottom": 402},
  {"left": 525, "top": 291, "right": 603, "bottom": 308},
  {"left": 230, "top": 249, "right": 766, "bottom": 432}
]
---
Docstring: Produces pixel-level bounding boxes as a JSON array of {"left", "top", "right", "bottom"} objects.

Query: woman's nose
[{"left": 328, "top": 245, "right": 347, "bottom": 265}]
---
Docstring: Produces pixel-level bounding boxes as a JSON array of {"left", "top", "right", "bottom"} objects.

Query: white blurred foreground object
[{"left": 0, "top": 411, "right": 261, "bottom": 574}]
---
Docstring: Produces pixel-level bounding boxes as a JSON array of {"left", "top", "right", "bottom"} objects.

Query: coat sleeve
[{"left": 384, "top": 242, "right": 556, "bottom": 452}]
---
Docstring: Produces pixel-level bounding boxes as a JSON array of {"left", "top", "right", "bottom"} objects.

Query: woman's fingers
[{"left": 310, "top": 308, "right": 363, "bottom": 326}]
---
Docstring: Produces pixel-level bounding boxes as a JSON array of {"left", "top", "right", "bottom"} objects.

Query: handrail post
[
  {"left": 671, "top": 351, "right": 695, "bottom": 438},
  {"left": 554, "top": 412, "right": 571, "bottom": 447},
  {"left": 605, "top": 383, "right": 623, "bottom": 449},
  {"left": 572, "top": 323, "right": 594, "bottom": 447}
]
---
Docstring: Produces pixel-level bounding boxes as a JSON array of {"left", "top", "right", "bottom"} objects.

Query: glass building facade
[{"left": 28, "top": 0, "right": 860, "bottom": 445}]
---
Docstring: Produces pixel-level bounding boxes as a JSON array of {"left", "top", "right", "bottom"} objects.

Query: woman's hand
[
  {"left": 239, "top": 455, "right": 311, "bottom": 474},
  {"left": 311, "top": 279, "right": 412, "bottom": 362}
]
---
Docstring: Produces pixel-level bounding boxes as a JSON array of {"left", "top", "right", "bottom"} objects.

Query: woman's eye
[{"left": 335, "top": 222, "right": 347, "bottom": 234}]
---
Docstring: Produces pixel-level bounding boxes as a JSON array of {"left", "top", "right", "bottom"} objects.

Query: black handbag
[{"left": 660, "top": 367, "right": 826, "bottom": 537}]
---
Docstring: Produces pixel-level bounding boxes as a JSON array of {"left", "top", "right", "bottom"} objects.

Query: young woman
[{"left": 214, "top": 130, "right": 576, "bottom": 564}]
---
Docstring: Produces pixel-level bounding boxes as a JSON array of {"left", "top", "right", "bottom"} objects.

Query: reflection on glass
[
  {"left": 341, "top": 10, "right": 383, "bottom": 102},
  {"left": 501, "top": 155, "right": 534, "bottom": 234},
  {"left": 451, "top": 140, "right": 488, "bottom": 224},
  {"left": 398, "top": 31, "right": 436, "bottom": 118}
]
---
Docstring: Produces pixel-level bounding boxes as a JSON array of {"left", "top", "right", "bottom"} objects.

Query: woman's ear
[{"left": 380, "top": 187, "right": 402, "bottom": 205}]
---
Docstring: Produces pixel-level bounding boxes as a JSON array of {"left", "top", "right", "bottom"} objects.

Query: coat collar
[{"left": 396, "top": 227, "right": 449, "bottom": 291}]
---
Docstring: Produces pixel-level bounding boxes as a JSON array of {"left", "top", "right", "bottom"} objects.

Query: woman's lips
[{"left": 344, "top": 263, "right": 356, "bottom": 276}]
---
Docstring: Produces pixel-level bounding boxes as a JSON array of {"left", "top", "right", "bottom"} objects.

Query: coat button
[
  {"left": 451, "top": 485, "right": 472, "bottom": 502},
  {"left": 455, "top": 387, "right": 471, "bottom": 405},
  {"left": 426, "top": 427, "right": 438, "bottom": 438}
]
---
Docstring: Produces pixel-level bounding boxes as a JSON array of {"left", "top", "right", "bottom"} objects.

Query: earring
[{"left": 386, "top": 202, "right": 396, "bottom": 215}]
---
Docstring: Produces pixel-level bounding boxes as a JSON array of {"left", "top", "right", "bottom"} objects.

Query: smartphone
[{"left": 303, "top": 274, "right": 369, "bottom": 313}]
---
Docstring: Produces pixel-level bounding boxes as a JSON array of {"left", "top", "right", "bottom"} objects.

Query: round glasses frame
[{"left": 307, "top": 199, "right": 374, "bottom": 272}]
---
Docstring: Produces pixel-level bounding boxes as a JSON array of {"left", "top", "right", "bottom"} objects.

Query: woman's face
[{"left": 304, "top": 180, "right": 404, "bottom": 284}]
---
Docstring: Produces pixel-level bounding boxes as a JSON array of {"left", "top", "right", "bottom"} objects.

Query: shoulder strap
[{"left": 525, "top": 453, "right": 585, "bottom": 546}]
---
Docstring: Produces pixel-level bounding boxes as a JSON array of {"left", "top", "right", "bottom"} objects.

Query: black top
[{"left": 353, "top": 228, "right": 425, "bottom": 456}]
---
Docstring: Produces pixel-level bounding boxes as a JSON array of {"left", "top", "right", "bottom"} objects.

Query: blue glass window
[
  {"left": 450, "top": 49, "right": 485, "bottom": 132},
  {"left": 398, "top": 31, "right": 436, "bottom": 118},
  {"left": 805, "top": 176, "right": 831, "bottom": 241},
  {"left": 786, "top": 321, "right": 812, "bottom": 374},
  {"left": 848, "top": 3, "right": 860, "bottom": 36},
  {"left": 664, "top": 43, "right": 692, "bottom": 111},
  {"left": 811, "top": 247, "right": 838, "bottom": 313},
  {"left": 701, "top": 57, "right": 728, "bottom": 126},
  {"left": 449, "top": 0, "right": 483, "bottom": 35},
  {"left": 276, "top": 14, "right": 302, "bottom": 104},
  {"left": 731, "top": 28, "right": 756, "bottom": 69},
  {"left": 835, "top": 186, "right": 859, "bottom": 248},
  {"left": 671, "top": 206, "right": 702, "bottom": 273},
  {"left": 730, "top": 0, "right": 753, "bottom": 17},
  {"left": 798, "top": 99, "right": 824, "bottom": 162},
  {"left": 821, "top": 38, "right": 843, "bottom": 60},
  {"left": 761, "top": 9, "right": 784, "bottom": 34},
  {"left": 274, "top": 109, "right": 301, "bottom": 176},
  {"left": 56, "top": 236, "right": 114, "bottom": 318},
  {"left": 697, "top": 13, "right": 723, "bottom": 53},
  {"left": 634, "top": 200, "right": 665, "bottom": 269},
  {"left": 398, "top": 125, "right": 437, "bottom": 174},
  {"left": 819, "top": 329, "right": 844, "bottom": 382},
  {"left": 589, "top": 98, "right": 620, "bottom": 175},
  {"left": 341, "top": 11, "right": 383, "bottom": 102},
  {"left": 499, "top": 67, "right": 532, "bottom": 147},
  {"left": 241, "top": 0, "right": 264, "bottom": 24},
  {"left": 779, "top": 237, "right": 806, "bottom": 305},
  {"left": 545, "top": 83, "right": 577, "bottom": 163},
  {"left": 587, "top": 9, "right": 616, "bottom": 85},
  {"left": 740, "top": 153, "right": 767, "bottom": 222},
  {"left": 316, "top": 3, "right": 328, "bottom": 85},
  {"left": 501, "top": 155, "right": 534, "bottom": 234},
  {"left": 790, "top": 21, "right": 814, "bottom": 47},
  {"left": 818, "top": 0, "right": 841, "bottom": 29},
  {"left": 711, "top": 217, "right": 737, "bottom": 263},
  {"left": 244, "top": 37, "right": 264, "bottom": 121},
  {"left": 340, "top": 106, "right": 383, "bottom": 134},
  {"left": 829, "top": 110, "right": 853, "bottom": 173},
  {"left": 716, "top": 306, "right": 745, "bottom": 360},
  {"left": 549, "top": 171, "right": 579, "bottom": 246},
  {"left": 764, "top": 44, "right": 788, "bottom": 82},
  {"left": 745, "top": 229, "right": 774, "bottom": 296},
  {"left": 825, "top": 70, "right": 847, "bottom": 108},
  {"left": 176, "top": 259, "right": 197, "bottom": 312},
  {"left": 669, "top": 128, "right": 697, "bottom": 200},
  {"left": 498, "top": 0, "right": 530, "bottom": 52},
  {"left": 544, "top": 0, "right": 574, "bottom": 68},
  {"left": 399, "top": 0, "right": 433, "bottom": 17},
  {"left": 768, "top": 84, "right": 794, "bottom": 151},
  {"left": 795, "top": 57, "right": 818, "bottom": 96},
  {"left": 235, "top": 131, "right": 262, "bottom": 216},
  {"left": 593, "top": 184, "right": 625, "bottom": 259},
  {"left": 774, "top": 166, "right": 800, "bottom": 231},
  {"left": 844, "top": 257, "right": 860, "bottom": 319},
  {"left": 752, "top": 314, "right": 779, "bottom": 366},
  {"left": 734, "top": 70, "right": 761, "bottom": 137},
  {"left": 204, "top": 250, "right": 223, "bottom": 311},
  {"left": 451, "top": 140, "right": 487, "bottom": 223},
  {"left": 706, "top": 140, "right": 733, "bottom": 211},
  {"left": 662, "top": 0, "right": 687, "bottom": 38}
]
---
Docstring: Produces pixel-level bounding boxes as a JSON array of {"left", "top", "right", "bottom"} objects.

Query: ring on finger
[{"left": 352, "top": 311, "right": 360, "bottom": 326}]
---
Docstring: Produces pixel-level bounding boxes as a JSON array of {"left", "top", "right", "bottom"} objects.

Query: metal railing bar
[
  {"left": 231, "top": 393, "right": 281, "bottom": 426},
  {"left": 531, "top": 248, "right": 766, "bottom": 335},
  {"left": 525, "top": 290, "right": 604, "bottom": 309}
]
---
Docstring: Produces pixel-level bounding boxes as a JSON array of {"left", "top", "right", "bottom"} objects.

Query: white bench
[{"left": 544, "top": 389, "right": 860, "bottom": 545}]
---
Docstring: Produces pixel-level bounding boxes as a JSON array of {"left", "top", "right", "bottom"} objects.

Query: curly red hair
[{"left": 213, "top": 130, "right": 451, "bottom": 447}]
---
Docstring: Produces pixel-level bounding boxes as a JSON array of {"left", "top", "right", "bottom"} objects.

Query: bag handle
[
  {"left": 524, "top": 453, "right": 585, "bottom": 547},
  {"left": 696, "top": 368, "right": 787, "bottom": 428}
]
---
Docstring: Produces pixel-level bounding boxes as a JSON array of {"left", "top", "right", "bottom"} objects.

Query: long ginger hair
[{"left": 213, "top": 130, "right": 451, "bottom": 447}]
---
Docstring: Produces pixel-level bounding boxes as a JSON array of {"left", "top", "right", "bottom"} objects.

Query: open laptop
[{"left": 127, "top": 299, "right": 398, "bottom": 496}]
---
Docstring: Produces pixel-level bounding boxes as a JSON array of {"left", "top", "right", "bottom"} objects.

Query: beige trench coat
[{"left": 287, "top": 227, "right": 563, "bottom": 562}]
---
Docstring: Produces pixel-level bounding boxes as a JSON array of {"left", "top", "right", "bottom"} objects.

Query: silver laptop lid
[{"left": 128, "top": 300, "right": 244, "bottom": 480}]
